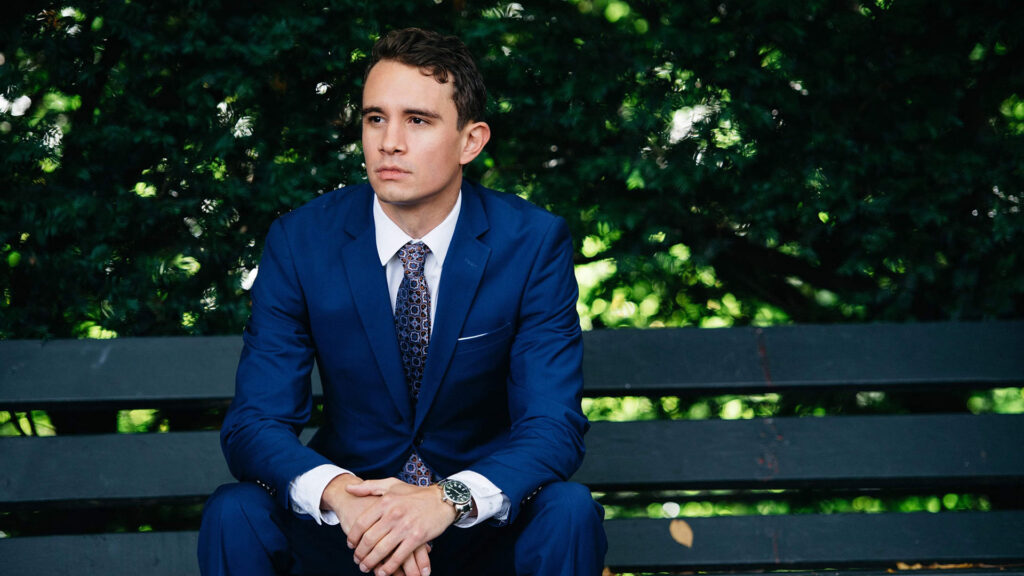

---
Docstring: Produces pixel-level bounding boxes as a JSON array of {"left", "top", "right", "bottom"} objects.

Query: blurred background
[{"left": 2, "top": 0, "right": 1021, "bottom": 341}]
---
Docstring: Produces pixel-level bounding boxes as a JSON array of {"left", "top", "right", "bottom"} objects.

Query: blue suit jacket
[{"left": 221, "top": 180, "right": 588, "bottom": 523}]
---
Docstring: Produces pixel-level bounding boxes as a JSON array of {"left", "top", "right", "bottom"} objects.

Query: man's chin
[{"left": 372, "top": 185, "right": 423, "bottom": 207}]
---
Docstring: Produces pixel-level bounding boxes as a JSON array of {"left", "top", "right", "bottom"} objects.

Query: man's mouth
[{"left": 376, "top": 166, "right": 410, "bottom": 180}]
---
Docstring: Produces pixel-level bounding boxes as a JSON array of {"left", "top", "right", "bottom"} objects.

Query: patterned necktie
[{"left": 394, "top": 241, "right": 435, "bottom": 486}]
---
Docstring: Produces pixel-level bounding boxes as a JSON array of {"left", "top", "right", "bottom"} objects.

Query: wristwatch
[{"left": 438, "top": 478, "right": 474, "bottom": 522}]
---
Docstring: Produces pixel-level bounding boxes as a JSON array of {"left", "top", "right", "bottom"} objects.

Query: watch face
[{"left": 443, "top": 480, "right": 472, "bottom": 505}]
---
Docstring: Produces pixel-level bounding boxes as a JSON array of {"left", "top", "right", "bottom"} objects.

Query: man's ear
[{"left": 459, "top": 121, "right": 491, "bottom": 165}]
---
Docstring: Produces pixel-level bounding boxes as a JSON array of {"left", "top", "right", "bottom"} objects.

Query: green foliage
[
  {"left": 2, "top": 0, "right": 1022, "bottom": 338},
  {"left": 479, "top": 0, "right": 1024, "bottom": 327},
  {"left": 117, "top": 409, "right": 167, "bottom": 433},
  {"left": 583, "top": 388, "right": 1024, "bottom": 425},
  {"left": 583, "top": 393, "right": 788, "bottom": 421},
  {"left": 1, "top": 1, "right": 381, "bottom": 337},
  {"left": 0, "top": 410, "right": 55, "bottom": 436},
  {"left": 601, "top": 491, "right": 993, "bottom": 521}
]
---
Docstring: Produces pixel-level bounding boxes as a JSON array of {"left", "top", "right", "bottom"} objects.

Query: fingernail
[
  {"left": 359, "top": 564, "right": 368, "bottom": 573},
  {"left": 422, "top": 568, "right": 431, "bottom": 576}
]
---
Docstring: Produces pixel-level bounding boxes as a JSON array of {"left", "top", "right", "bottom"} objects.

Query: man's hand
[
  {"left": 344, "top": 478, "right": 459, "bottom": 576},
  {"left": 320, "top": 475, "right": 435, "bottom": 576},
  {"left": 321, "top": 474, "right": 372, "bottom": 534}
]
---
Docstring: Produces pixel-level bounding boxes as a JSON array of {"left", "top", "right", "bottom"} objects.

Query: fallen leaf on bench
[
  {"left": 896, "top": 562, "right": 979, "bottom": 571},
  {"left": 670, "top": 519, "right": 694, "bottom": 548}
]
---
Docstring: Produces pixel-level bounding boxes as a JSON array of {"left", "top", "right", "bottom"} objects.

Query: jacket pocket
[{"left": 455, "top": 322, "right": 514, "bottom": 355}]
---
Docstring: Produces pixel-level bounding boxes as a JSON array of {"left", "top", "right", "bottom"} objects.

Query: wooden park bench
[{"left": 2, "top": 321, "right": 1023, "bottom": 575}]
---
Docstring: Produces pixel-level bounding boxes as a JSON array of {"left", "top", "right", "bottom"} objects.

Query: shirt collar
[{"left": 373, "top": 191, "right": 462, "bottom": 267}]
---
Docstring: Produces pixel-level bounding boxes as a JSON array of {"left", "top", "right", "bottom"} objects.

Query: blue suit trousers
[{"left": 198, "top": 481, "right": 607, "bottom": 575}]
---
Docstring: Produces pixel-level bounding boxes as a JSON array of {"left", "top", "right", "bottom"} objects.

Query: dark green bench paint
[{"left": 2, "top": 322, "right": 1023, "bottom": 574}]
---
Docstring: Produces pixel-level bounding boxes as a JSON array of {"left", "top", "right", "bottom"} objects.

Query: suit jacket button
[
  {"left": 414, "top": 434, "right": 424, "bottom": 446},
  {"left": 255, "top": 480, "right": 275, "bottom": 496},
  {"left": 523, "top": 486, "right": 542, "bottom": 505}
]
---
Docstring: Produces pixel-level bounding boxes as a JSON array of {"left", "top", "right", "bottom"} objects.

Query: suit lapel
[
  {"left": 415, "top": 186, "right": 491, "bottom": 430},
  {"left": 341, "top": 190, "right": 413, "bottom": 423}
]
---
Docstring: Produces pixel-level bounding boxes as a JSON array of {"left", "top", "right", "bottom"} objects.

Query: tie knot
[{"left": 398, "top": 242, "right": 430, "bottom": 277}]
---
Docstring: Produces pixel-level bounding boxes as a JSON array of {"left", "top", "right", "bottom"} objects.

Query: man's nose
[{"left": 380, "top": 123, "right": 405, "bottom": 153}]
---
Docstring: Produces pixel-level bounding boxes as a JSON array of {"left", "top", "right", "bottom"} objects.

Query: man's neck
[{"left": 377, "top": 187, "right": 461, "bottom": 239}]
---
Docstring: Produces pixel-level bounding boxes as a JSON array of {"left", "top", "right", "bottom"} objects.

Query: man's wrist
[
  {"left": 434, "top": 484, "right": 461, "bottom": 526},
  {"left": 320, "top": 473, "right": 360, "bottom": 512},
  {"left": 437, "top": 478, "right": 475, "bottom": 523}
]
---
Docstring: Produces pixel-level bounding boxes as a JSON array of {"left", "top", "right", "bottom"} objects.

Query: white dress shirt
[{"left": 288, "top": 191, "right": 511, "bottom": 527}]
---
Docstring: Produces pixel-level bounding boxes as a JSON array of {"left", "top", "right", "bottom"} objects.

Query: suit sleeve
[
  {"left": 220, "top": 218, "right": 334, "bottom": 510},
  {"left": 468, "top": 216, "right": 588, "bottom": 523}
]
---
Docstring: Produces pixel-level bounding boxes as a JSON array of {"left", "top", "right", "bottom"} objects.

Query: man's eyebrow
[
  {"left": 360, "top": 106, "right": 442, "bottom": 119},
  {"left": 404, "top": 108, "right": 442, "bottom": 119}
]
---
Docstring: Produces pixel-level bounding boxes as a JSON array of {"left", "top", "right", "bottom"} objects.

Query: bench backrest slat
[
  {"left": 0, "top": 336, "right": 243, "bottom": 408},
  {"left": 3, "top": 322, "right": 1023, "bottom": 408},
  {"left": 576, "top": 414, "right": 1024, "bottom": 490},
  {"left": 583, "top": 321, "right": 1024, "bottom": 394},
  {"left": 4, "top": 414, "right": 1022, "bottom": 506}
]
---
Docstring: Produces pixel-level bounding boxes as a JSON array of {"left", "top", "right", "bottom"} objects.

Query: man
[{"left": 199, "top": 28, "right": 607, "bottom": 576}]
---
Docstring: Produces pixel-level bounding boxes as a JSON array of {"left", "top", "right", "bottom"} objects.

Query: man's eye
[
  {"left": 366, "top": 115, "right": 385, "bottom": 124},
  {"left": 410, "top": 117, "right": 427, "bottom": 125}
]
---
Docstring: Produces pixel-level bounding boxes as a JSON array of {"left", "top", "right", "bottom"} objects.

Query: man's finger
[
  {"left": 400, "top": 551, "right": 420, "bottom": 576},
  {"left": 347, "top": 502, "right": 385, "bottom": 551},
  {"left": 414, "top": 544, "right": 431, "bottom": 576},
  {"left": 374, "top": 538, "right": 420, "bottom": 576},
  {"left": 347, "top": 478, "right": 400, "bottom": 497},
  {"left": 360, "top": 530, "right": 401, "bottom": 575},
  {"left": 355, "top": 511, "right": 398, "bottom": 566}
]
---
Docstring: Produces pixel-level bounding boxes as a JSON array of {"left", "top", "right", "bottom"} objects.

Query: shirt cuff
[
  {"left": 288, "top": 464, "right": 351, "bottom": 525},
  {"left": 447, "top": 470, "right": 511, "bottom": 528}
]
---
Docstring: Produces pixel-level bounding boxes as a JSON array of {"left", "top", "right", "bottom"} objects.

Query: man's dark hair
[{"left": 366, "top": 28, "right": 486, "bottom": 130}]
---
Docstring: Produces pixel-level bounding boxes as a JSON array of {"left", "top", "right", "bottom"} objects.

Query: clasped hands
[{"left": 322, "top": 474, "right": 458, "bottom": 576}]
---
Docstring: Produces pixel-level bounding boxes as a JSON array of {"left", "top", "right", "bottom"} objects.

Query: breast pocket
[{"left": 455, "top": 322, "right": 514, "bottom": 355}]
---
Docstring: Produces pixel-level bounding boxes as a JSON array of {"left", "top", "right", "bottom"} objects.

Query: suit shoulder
[{"left": 469, "top": 181, "right": 562, "bottom": 229}]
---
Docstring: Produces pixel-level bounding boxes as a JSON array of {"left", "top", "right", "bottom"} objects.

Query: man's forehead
[
  {"left": 372, "top": 58, "right": 449, "bottom": 82},
  {"left": 365, "top": 60, "right": 453, "bottom": 92},
  {"left": 362, "top": 61, "right": 456, "bottom": 111}
]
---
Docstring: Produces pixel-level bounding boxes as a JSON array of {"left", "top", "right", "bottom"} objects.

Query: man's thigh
[
  {"left": 284, "top": 512, "right": 366, "bottom": 576},
  {"left": 431, "top": 481, "right": 605, "bottom": 575},
  {"left": 199, "top": 482, "right": 361, "bottom": 576},
  {"left": 429, "top": 522, "right": 517, "bottom": 575}
]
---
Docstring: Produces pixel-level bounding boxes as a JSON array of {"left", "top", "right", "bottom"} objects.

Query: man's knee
[
  {"left": 529, "top": 481, "right": 604, "bottom": 528},
  {"left": 204, "top": 482, "right": 274, "bottom": 514},
  {"left": 515, "top": 482, "right": 607, "bottom": 574},
  {"left": 201, "top": 482, "right": 277, "bottom": 533},
  {"left": 199, "top": 483, "right": 287, "bottom": 576}
]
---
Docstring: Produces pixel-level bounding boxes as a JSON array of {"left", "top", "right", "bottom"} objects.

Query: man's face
[{"left": 362, "top": 60, "right": 471, "bottom": 212}]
